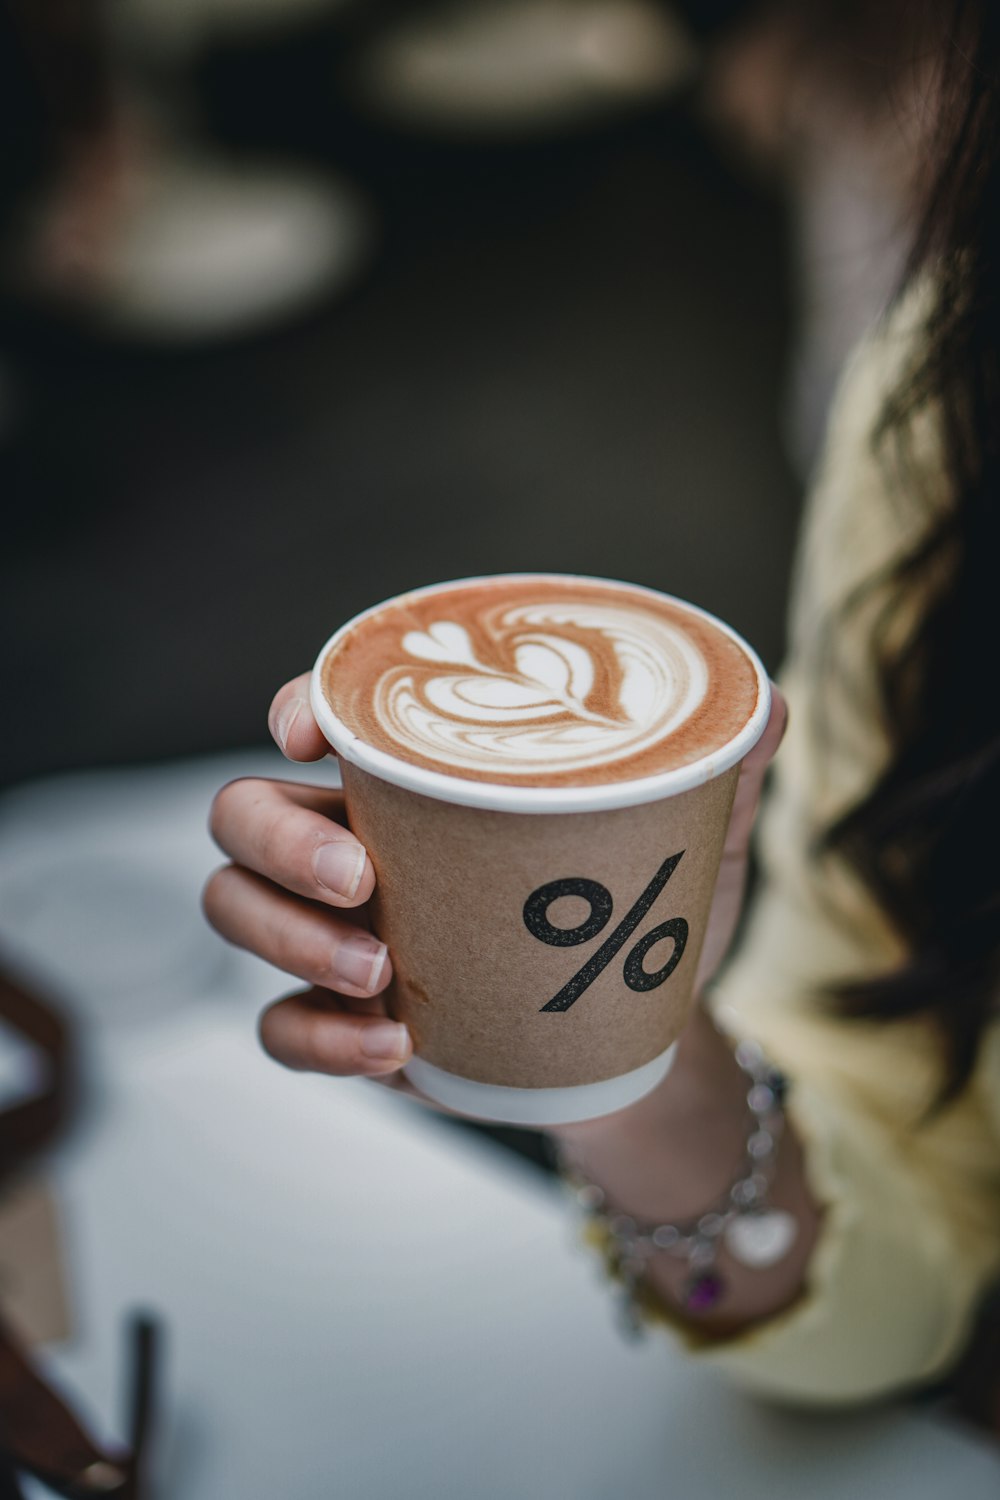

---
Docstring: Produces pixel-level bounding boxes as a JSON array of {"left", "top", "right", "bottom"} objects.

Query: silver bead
[
  {"left": 697, "top": 1212, "right": 726, "bottom": 1238},
  {"left": 731, "top": 1177, "right": 758, "bottom": 1206},
  {"left": 747, "top": 1083, "right": 775, "bottom": 1116},
  {"left": 735, "top": 1038, "right": 764, "bottom": 1072},
  {"left": 652, "top": 1224, "right": 680, "bottom": 1250},
  {"left": 576, "top": 1183, "right": 606, "bottom": 1211},
  {"left": 747, "top": 1129, "right": 773, "bottom": 1159},
  {"left": 609, "top": 1214, "right": 638, "bottom": 1239}
]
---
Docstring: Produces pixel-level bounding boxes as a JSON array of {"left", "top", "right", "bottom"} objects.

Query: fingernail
[
  {"left": 334, "top": 934, "right": 388, "bottom": 992},
  {"left": 273, "top": 695, "right": 307, "bottom": 754},
  {"left": 360, "top": 1020, "right": 409, "bottom": 1061},
  {"left": 314, "top": 841, "right": 366, "bottom": 900}
]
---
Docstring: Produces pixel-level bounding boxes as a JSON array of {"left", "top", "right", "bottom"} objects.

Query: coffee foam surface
[{"left": 320, "top": 578, "right": 759, "bottom": 788}]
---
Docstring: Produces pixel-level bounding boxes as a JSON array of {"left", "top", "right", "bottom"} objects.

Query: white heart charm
[{"left": 725, "top": 1210, "right": 798, "bottom": 1268}]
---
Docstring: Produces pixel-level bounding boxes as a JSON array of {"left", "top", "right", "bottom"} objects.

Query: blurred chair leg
[{"left": 123, "top": 1314, "right": 159, "bottom": 1500}]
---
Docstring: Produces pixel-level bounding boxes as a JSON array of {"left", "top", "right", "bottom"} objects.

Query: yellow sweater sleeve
[{"left": 651, "top": 291, "right": 1000, "bottom": 1404}]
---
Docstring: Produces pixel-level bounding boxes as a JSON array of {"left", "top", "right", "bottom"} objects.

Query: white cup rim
[{"left": 309, "top": 574, "right": 772, "bottom": 814}]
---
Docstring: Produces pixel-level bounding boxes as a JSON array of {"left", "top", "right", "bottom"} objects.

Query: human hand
[{"left": 203, "top": 672, "right": 413, "bottom": 1082}]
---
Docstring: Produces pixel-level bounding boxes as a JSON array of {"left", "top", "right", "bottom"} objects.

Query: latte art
[
  {"left": 379, "top": 606, "right": 708, "bottom": 778},
  {"left": 319, "top": 577, "right": 760, "bottom": 790}
]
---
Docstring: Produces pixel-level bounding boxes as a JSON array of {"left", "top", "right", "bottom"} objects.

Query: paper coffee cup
[{"left": 311, "top": 575, "right": 770, "bottom": 1125}]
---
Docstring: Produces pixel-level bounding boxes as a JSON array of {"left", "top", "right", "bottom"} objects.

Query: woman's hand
[
  {"left": 203, "top": 672, "right": 412, "bottom": 1079},
  {"left": 220, "top": 673, "right": 817, "bottom": 1333}
]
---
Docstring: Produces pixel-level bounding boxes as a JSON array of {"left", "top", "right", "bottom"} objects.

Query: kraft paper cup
[{"left": 310, "top": 575, "right": 770, "bottom": 1126}]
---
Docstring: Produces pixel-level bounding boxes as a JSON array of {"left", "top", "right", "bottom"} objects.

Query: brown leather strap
[
  {"left": 0, "top": 1313, "right": 124, "bottom": 1487},
  {"left": 0, "top": 964, "right": 157, "bottom": 1495}
]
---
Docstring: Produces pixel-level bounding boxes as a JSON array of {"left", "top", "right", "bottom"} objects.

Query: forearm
[{"left": 552, "top": 1007, "right": 823, "bottom": 1334}]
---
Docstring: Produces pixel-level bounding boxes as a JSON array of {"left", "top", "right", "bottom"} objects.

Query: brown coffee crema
[{"left": 321, "top": 578, "right": 759, "bottom": 788}]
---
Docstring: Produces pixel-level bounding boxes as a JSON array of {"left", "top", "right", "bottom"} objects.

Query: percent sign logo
[{"left": 523, "top": 852, "right": 689, "bottom": 1013}]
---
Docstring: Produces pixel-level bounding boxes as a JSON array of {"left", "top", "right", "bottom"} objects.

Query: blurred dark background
[{"left": 0, "top": 0, "right": 800, "bottom": 789}]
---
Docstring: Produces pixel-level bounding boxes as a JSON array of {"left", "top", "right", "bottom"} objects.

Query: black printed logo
[{"left": 523, "top": 852, "right": 689, "bottom": 1013}]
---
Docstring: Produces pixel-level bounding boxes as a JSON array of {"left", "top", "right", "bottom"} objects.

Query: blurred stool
[
  {"left": 29, "top": 149, "right": 371, "bottom": 341},
  {"left": 355, "top": 0, "right": 697, "bottom": 135},
  {"left": 11, "top": 0, "right": 373, "bottom": 341}
]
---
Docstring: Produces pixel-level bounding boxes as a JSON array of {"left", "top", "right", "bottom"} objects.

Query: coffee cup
[{"left": 310, "top": 574, "right": 769, "bottom": 1125}]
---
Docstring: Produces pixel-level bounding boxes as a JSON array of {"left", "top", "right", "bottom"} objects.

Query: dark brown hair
[{"left": 824, "top": 0, "right": 1000, "bottom": 1101}]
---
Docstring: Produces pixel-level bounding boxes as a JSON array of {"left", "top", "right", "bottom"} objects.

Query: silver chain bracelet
[{"left": 558, "top": 1039, "right": 798, "bottom": 1337}]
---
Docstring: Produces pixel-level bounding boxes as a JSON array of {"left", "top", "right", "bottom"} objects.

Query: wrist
[
  {"left": 554, "top": 1023, "right": 817, "bottom": 1331},
  {"left": 549, "top": 1008, "right": 749, "bottom": 1223}
]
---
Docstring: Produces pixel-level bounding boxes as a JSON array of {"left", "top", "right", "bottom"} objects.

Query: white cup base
[{"left": 402, "top": 1043, "right": 677, "bottom": 1126}]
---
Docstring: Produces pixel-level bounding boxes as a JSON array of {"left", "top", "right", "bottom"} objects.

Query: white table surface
[{"left": 1, "top": 753, "right": 998, "bottom": 1500}]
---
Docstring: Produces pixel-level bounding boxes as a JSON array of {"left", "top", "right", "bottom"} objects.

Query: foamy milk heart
[{"left": 320, "top": 577, "right": 759, "bottom": 790}]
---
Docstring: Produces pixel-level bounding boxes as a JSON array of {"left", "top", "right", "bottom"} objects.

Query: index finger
[{"left": 268, "top": 673, "right": 331, "bottom": 762}]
